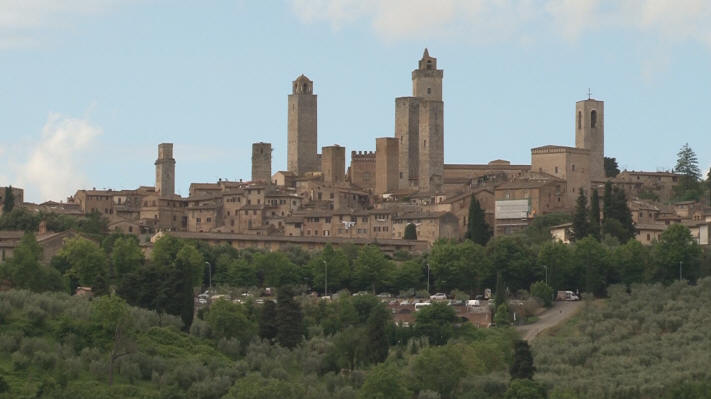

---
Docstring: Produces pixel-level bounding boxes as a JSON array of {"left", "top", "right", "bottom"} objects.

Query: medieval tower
[
  {"left": 155, "top": 143, "right": 175, "bottom": 196},
  {"left": 395, "top": 49, "right": 444, "bottom": 192},
  {"left": 251, "top": 142, "right": 272, "bottom": 183},
  {"left": 575, "top": 98, "right": 605, "bottom": 181},
  {"left": 288, "top": 75, "right": 318, "bottom": 176}
]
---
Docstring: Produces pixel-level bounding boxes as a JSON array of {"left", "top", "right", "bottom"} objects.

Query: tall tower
[
  {"left": 412, "top": 48, "right": 443, "bottom": 101},
  {"left": 251, "top": 142, "right": 272, "bottom": 183},
  {"left": 155, "top": 143, "right": 175, "bottom": 196},
  {"left": 287, "top": 75, "right": 318, "bottom": 176},
  {"left": 575, "top": 98, "right": 604, "bottom": 181},
  {"left": 322, "top": 145, "right": 345, "bottom": 185}
]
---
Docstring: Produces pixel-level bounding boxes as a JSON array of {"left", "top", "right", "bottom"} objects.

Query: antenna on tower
[{"left": 587, "top": 88, "right": 592, "bottom": 100}]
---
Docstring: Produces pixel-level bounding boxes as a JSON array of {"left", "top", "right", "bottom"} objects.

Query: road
[{"left": 516, "top": 301, "right": 583, "bottom": 341}]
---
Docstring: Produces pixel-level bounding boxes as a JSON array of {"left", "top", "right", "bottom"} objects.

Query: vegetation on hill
[{"left": 533, "top": 279, "right": 711, "bottom": 398}]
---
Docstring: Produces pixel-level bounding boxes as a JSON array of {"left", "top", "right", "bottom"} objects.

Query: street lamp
[
  {"left": 426, "top": 263, "right": 430, "bottom": 294},
  {"left": 205, "top": 261, "right": 212, "bottom": 293},
  {"left": 323, "top": 259, "right": 328, "bottom": 297}
]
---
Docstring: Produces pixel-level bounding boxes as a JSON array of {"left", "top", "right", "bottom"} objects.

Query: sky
[{"left": 1, "top": 0, "right": 711, "bottom": 203}]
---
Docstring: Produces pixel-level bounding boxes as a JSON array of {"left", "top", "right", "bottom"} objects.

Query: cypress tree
[
  {"left": 602, "top": 181, "right": 613, "bottom": 222},
  {"left": 403, "top": 223, "right": 417, "bottom": 240},
  {"left": 589, "top": 188, "right": 601, "bottom": 241},
  {"left": 275, "top": 286, "right": 303, "bottom": 348},
  {"left": 363, "top": 304, "right": 390, "bottom": 364},
  {"left": 494, "top": 271, "right": 506, "bottom": 307},
  {"left": 258, "top": 300, "right": 278, "bottom": 342},
  {"left": 510, "top": 340, "right": 535, "bottom": 380},
  {"left": 572, "top": 188, "right": 590, "bottom": 241},
  {"left": 466, "top": 196, "right": 492, "bottom": 245},
  {"left": 2, "top": 186, "right": 14, "bottom": 214}
]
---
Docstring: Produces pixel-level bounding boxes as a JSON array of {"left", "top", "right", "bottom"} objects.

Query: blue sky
[{"left": 1, "top": 0, "right": 711, "bottom": 202}]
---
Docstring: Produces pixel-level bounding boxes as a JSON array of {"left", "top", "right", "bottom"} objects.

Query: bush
[{"left": 530, "top": 281, "right": 554, "bottom": 307}]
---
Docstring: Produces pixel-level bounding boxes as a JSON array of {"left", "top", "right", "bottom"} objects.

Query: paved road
[{"left": 516, "top": 301, "right": 583, "bottom": 341}]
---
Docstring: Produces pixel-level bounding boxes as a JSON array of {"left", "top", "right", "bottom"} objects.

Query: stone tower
[
  {"left": 322, "top": 145, "right": 345, "bottom": 185},
  {"left": 251, "top": 142, "right": 272, "bottom": 183},
  {"left": 155, "top": 143, "right": 175, "bottom": 196},
  {"left": 575, "top": 98, "right": 604, "bottom": 181},
  {"left": 287, "top": 75, "right": 318, "bottom": 176},
  {"left": 395, "top": 49, "right": 444, "bottom": 192},
  {"left": 375, "top": 137, "right": 399, "bottom": 195}
]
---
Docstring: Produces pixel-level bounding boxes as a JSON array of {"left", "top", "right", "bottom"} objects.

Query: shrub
[{"left": 530, "top": 281, "right": 554, "bottom": 307}]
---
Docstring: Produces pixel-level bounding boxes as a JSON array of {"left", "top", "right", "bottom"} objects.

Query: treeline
[{"left": 0, "top": 207, "right": 109, "bottom": 239}]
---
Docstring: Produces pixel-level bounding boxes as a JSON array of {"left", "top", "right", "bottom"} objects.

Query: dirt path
[{"left": 516, "top": 301, "right": 583, "bottom": 341}]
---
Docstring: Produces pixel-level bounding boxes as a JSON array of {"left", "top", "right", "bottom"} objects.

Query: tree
[
  {"left": 92, "top": 294, "right": 135, "bottom": 385},
  {"left": 494, "top": 303, "right": 510, "bottom": 326},
  {"left": 611, "top": 240, "right": 649, "bottom": 287},
  {"left": 403, "top": 223, "right": 418, "bottom": 240},
  {"left": 56, "top": 236, "right": 109, "bottom": 288},
  {"left": 207, "top": 299, "right": 256, "bottom": 347},
  {"left": 429, "top": 240, "right": 488, "bottom": 295},
  {"left": 650, "top": 224, "right": 702, "bottom": 284},
  {"left": 530, "top": 281, "right": 553, "bottom": 307},
  {"left": 572, "top": 188, "right": 590, "bottom": 241},
  {"left": 410, "top": 345, "right": 466, "bottom": 399},
  {"left": 275, "top": 286, "right": 303, "bottom": 348},
  {"left": 465, "top": 196, "right": 492, "bottom": 245},
  {"left": 110, "top": 236, "right": 143, "bottom": 281},
  {"left": 362, "top": 304, "right": 390, "bottom": 364},
  {"left": 309, "top": 245, "right": 351, "bottom": 294},
  {"left": 674, "top": 143, "right": 703, "bottom": 201},
  {"left": 3, "top": 186, "right": 14, "bottom": 213},
  {"left": 494, "top": 271, "right": 506, "bottom": 307},
  {"left": 589, "top": 188, "right": 601, "bottom": 241},
  {"left": 253, "top": 252, "right": 301, "bottom": 288},
  {"left": 574, "top": 237, "right": 609, "bottom": 296},
  {"left": 537, "top": 241, "right": 574, "bottom": 291},
  {"left": 510, "top": 340, "right": 535, "bottom": 379},
  {"left": 354, "top": 245, "right": 394, "bottom": 294},
  {"left": 258, "top": 300, "right": 278, "bottom": 342},
  {"left": 487, "top": 236, "right": 537, "bottom": 292},
  {"left": 0, "top": 232, "right": 63, "bottom": 292},
  {"left": 225, "top": 373, "right": 301, "bottom": 399},
  {"left": 504, "top": 379, "right": 546, "bottom": 399},
  {"left": 359, "top": 363, "right": 411, "bottom": 399},
  {"left": 604, "top": 157, "right": 620, "bottom": 178},
  {"left": 601, "top": 183, "right": 635, "bottom": 243},
  {"left": 415, "top": 302, "right": 457, "bottom": 345}
]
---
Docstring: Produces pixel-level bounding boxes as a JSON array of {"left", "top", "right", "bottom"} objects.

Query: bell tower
[
  {"left": 575, "top": 97, "right": 604, "bottom": 181},
  {"left": 412, "top": 48, "right": 443, "bottom": 101}
]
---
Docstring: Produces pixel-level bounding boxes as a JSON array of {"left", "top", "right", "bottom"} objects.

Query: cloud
[
  {"left": 290, "top": 0, "right": 711, "bottom": 46},
  {"left": 0, "top": 0, "right": 139, "bottom": 48},
  {"left": 9, "top": 113, "right": 102, "bottom": 202}
]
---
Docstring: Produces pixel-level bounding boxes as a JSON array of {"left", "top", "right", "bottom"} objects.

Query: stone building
[
  {"left": 322, "top": 145, "right": 345, "bottom": 185},
  {"left": 375, "top": 137, "right": 399, "bottom": 195},
  {"left": 0, "top": 186, "right": 24, "bottom": 215},
  {"left": 155, "top": 143, "right": 176, "bottom": 196},
  {"left": 348, "top": 151, "right": 376, "bottom": 191},
  {"left": 288, "top": 75, "right": 318, "bottom": 176},
  {"left": 251, "top": 142, "right": 272, "bottom": 183},
  {"left": 530, "top": 145, "right": 590, "bottom": 207},
  {"left": 575, "top": 99, "right": 604, "bottom": 181},
  {"left": 395, "top": 49, "right": 444, "bottom": 193}
]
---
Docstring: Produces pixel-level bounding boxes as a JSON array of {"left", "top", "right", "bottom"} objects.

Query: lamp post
[
  {"left": 205, "top": 261, "right": 212, "bottom": 293},
  {"left": 323, "top": 259, "right": 328, "bottom": 297},
  {"left": 543, "top": 265, "right": 548, "bottom": 286},
  {"left": 679, "top": 260, "right": 683, "bottom": 281},
  {"left": 426, "top": 263, "right": 430, "bottom": 294}
]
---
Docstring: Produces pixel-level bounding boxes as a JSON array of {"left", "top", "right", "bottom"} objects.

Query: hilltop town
[{"left": 1, "top": 49, "right": 709, "bottom": 260}]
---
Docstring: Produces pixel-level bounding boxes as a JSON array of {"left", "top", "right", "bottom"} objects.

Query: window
[
  {"left": 577, "top": 111, "right": 582, "bottom": 129},
  {"left": 128, "top": 226, "right": 133, "bottom": 233},
  {"left": 555, "top": 166, "right": 558, "bottom": 174},
  {"left": 423, "top": 139, "right": 427, "bottom": 148},
  {"left": 572, "top": 164, "right": 576, "bottom": 171},
  {"left": 591, "top": 110, "right": 597, "bottom": 128},
  {"left": 427, "top": 87, "right": 431, "bottom": 94},
  {"left": 207, "top": 217, "right": 211, "bottom": 222},
  {"left": 196, "top": 217, "right": 201, "bottom": 223}
]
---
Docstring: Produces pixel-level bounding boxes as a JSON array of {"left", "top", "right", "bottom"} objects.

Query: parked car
[
  {"left": 197, "top": 298, "right": 207, "bottom": 305},
  {"left": 415, "top": 302, "right": 432, "bottom": 311},
  {"left": 467, "top": 299, "right": 481, "bottom": 307},
  {"left": 556, "top": 290, "right": 580, "bottom": 301},
  {"left": 430, "top": 293, "right": 447, "bottom": 300}
]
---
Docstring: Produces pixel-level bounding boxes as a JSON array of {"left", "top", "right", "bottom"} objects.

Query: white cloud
[
  {"left": 0, "top": 0, "right": 139, "bottom": 48},
  {"left": 290, "top": 0, "right": 711, "bottom": 46},
  {"left": 10, "top": 113, "right": 102, "bottom": 202}
]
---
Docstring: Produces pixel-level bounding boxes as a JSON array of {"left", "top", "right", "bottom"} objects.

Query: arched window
[
  {"left": 591, "top": 110, "right": 597, "bottom": 128},
  {"left": 577, "top": 111, "right": 582, "bottom": 129}
]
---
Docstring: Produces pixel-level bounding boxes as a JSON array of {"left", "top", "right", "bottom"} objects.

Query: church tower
[
  {"left": 575, "top": 98, "right": 604, "bottom": 181},
  {"left": 287, "top": 75, "right": 318, "bottom": 176},
  {"left": 412, "top": 48, "right": 443, "bottom": 101},
  {"left": 155, "top": 143, "right": 175, "bottom": 196}
]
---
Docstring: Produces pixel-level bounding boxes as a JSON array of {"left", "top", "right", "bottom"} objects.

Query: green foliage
[
  {"left": 494, "top": 304, "right": 510, "bottom": 326},
  {"left": 410, "top": 345, "right": 467, "bottom": 398},
  {"left": 530, "top": 281, "right": 553, "bottom": 307},
  {"left": 601, "top": 184, "right": 636, "bottom": 243},
  {"left": 3, "top": 186, "right": 15, "bottom": 213},
  {"left": 523, "top": 213, "right": 572, "bottom": 245},
  {"left": 363, "top": 304, "right": 390, "bottom": 364},
  {"left": 309, "top": 244, "right": 351, "bottom": 294},
  {"left": 254, "top": 251, "right": 301, "bottom": 288},
  {"left": 58, "top": 236, "right": 109, "bottom": 288},
  {"left": 465, "top": 196, "right": 492, "bottom": 245},
  {"left": 258, "top": 300, "right": 278, "bottom": 343},
  {"left": 206, "top": 299, "right": 256, "bottom": 350},
  {"left": 650, "top": 224, "right": 702, "bottom": 284},
  {"left": 109, "top": 235, "right": 143, "bottom": 281},
  {"left": 674, "top": 143, "right": 703, "bottom": 201},
  {"left": 224, "top": 373, "right": 302, "bottom": 399},
  {"left": 359, "top": 363, "right": 411, "bottom": 399},
  {"left": 487, "top": 236, "right": 537, "bottom": 292},
  {"left": 604, "top": 157, "right": 620, "bottom": 178},
  {"left": 0, "top": 207, "right": 40, "bottom": 231},
  {"left": 0, "top": 232, "right": 64, "bottom": 293},
  {"left": 429, "top": 240, "right": 487, "bottom": 294},
  {"left": 611, "top": 240, "right": 648, "bottom": 287},
  {"left": 505, "top": 379, "right": 547, "bottom": 399},
  {"left": 354, "top": 245, "right": 394, "bottom": 294},
  {"left": 589, "top": 188, "right": 601, "bottom": 241},
  {"left": 415, "top": 302, "right": 457, "bottom": 345},
  {"left": 534, "top": 279, "right": 711, "bottom": 398},
  {"left": 537, "top": 241, "right": 574, "bottom": 291},
  {"left": 404, "top": 223, "right": 418, "bottom": 240},
  {"left": 572, "top": 188, "right": 590, "bottom": 241},
  {"left": 276, "top": 286, "right": 303, "bottom": 348},
  {"left": 510, "top": 340, "right": 535, "bottom": 380},
  {"left": 573, "top": 237, "right": 609, "bottom": 297}
]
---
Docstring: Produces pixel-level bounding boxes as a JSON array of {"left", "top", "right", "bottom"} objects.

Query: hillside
[{"left": 533, "top": 278, "right": 711, "bottom": 398}]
